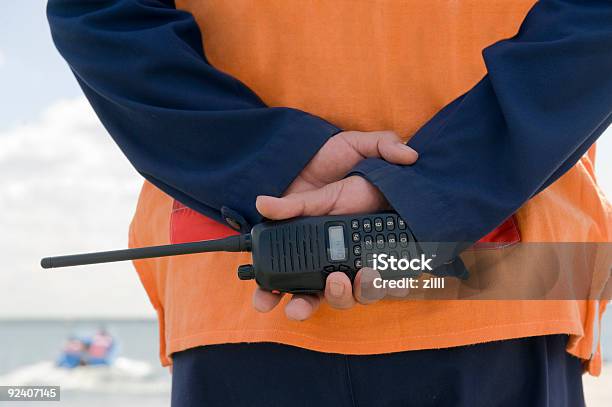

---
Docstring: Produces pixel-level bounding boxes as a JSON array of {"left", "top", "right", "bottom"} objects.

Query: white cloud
[{"left": 0, "top": 97, "right": 154, "bottom": 319}]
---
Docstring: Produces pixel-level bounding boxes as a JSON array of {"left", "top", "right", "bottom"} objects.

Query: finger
[
  {"left": 378, "top": 135, "right": 419, "bottom": 165},
  {"left": 324, "top": 272, "right": 356, "bottom": 310},
  {"left": 341, "top": 131, "right": 418, "bottom": 165},
  {"left": 252, "top": 288, "right": 284, "bottom": 313},
  {"left": 285, "top": 294, "right": 321, "bottom": 321},
  {"left": 354, "top": 268, "right": 386, "bottom": 304},
  {"left": 386, "top": 282, "right": 411, "bottom": 298},
  {"left": 256, "top": 183, "right": 340, "bottom": 220}
]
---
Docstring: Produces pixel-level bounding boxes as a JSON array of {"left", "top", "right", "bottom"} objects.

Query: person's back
[{"left": 48, "top": 0, "right": 612, "bottom": 405}]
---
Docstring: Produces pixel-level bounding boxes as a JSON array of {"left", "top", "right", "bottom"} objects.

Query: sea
[
  {"left": 0, "top": 317, "right": 610, "bottom": 406},
  {"left": 0, "top": 320, "right": 170, "bottom": 406}
]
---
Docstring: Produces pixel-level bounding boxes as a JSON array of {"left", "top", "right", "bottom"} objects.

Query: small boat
[{"left": 56, "top": 329, "right": 116, "bottom": 369}]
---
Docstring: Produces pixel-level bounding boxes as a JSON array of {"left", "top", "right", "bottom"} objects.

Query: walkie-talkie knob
[{"left": 237, "top": 264, "right": 256, "bottom": 280}]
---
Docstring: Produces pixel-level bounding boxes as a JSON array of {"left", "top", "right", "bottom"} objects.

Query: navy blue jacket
[{"left": 47, "top": 0, "right": 612, "bottom": 242}]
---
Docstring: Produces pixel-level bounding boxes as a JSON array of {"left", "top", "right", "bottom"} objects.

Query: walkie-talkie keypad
[
  {"left": 374, "top": 218, "right": 384, "bottom": 232},
  {"left": 386, "top": 217, "right": 395, "bottom": 230},
  {"left": 341, "top": 213, "right": 410, "bottom": 273},
  {"left": 388, "top": 234, "right": 397, "bottom": 248}
]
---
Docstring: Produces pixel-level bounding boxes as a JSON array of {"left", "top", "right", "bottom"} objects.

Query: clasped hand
[{"left": 254, "top": 131, "right": 418, "bottom": 320}]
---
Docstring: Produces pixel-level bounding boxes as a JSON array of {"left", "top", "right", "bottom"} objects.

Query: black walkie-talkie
[
  {"left": 248, "top": 212, "right": 418, "bottom": 292},
  {"left": 42, "top": 212, "right": 461, "bottom": 293}
]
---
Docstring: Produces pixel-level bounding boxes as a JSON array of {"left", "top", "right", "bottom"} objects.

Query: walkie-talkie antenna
[{"left": 41, "top": 234, "right": 252, "bottom": 269}]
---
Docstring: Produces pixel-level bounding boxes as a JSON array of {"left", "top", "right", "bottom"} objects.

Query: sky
[
  {"left": 0, "top": 1, "right": 152, "bottom": 318},
  {"left": 0, "top": 2, "right": 610, "bottom": 319}
]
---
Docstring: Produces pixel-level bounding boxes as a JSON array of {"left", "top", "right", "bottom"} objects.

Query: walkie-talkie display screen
[{"left": 327, "top": 225, "right": 347, "bottom": 261}]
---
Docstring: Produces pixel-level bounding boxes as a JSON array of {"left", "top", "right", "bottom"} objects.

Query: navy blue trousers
[{"left": 171, "top": 335, "right": 585, "bottom": 407}]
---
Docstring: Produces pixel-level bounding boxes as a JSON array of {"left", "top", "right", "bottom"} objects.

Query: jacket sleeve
[
  {"left": 47, "top": 0, "right": 340, "bottom": 229},
  {"left": 351, "top": 0, "right": 612, "bottom": 243}
]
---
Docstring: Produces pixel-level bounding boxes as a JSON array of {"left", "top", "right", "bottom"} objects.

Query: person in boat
[
  {"left": 86, "top": 328, "right": 115, "bottom": 366},
  {"left": 56, "top": 335, "right": 86, "bottom": 369}
]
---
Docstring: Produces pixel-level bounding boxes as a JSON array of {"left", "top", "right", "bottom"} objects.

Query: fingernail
[
  {"left": 329, "top": 281, "right": 345, "bottom": 298},
  {"left": 399, "top": 143, "right": 418, "bottom": 156}
]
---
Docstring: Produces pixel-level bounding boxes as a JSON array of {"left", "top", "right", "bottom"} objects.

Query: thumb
[{"left": 256, "top": 183, "right": 341, "bottom": 220}]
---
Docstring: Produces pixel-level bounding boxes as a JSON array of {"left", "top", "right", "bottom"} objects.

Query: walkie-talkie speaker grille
[{"left": 265, "top": 224, "right": 322, "bottom": 274}]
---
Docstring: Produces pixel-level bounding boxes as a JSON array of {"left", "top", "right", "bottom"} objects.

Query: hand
[
  {"left": 284, "top": 130, "right": 417, "bottom": 195},
  {"left": 254, "top": 176, "right": 394, "bottom": 320},
  {"left": 252, "top": 130, "right": 418, "bottom": 321}
]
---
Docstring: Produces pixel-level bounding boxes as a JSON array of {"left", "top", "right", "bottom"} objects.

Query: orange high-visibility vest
[{"left": 129, "top": 0, "right": 611, "bottom": 374}]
